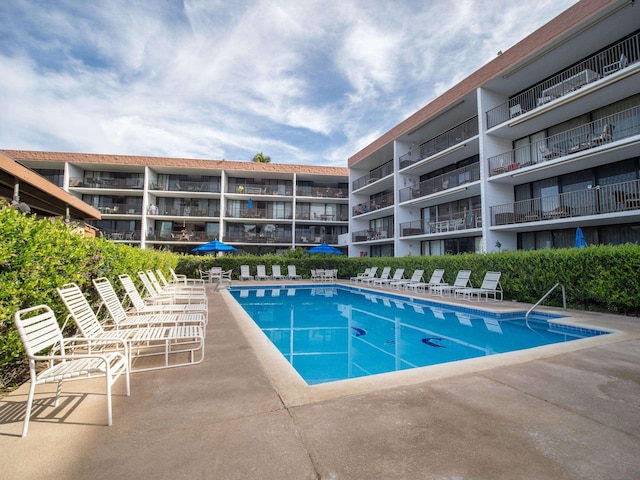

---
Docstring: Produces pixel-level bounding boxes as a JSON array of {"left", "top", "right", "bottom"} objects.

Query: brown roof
[
  {"left": 348, "top": 0, "right": 618, "bottom": 167},
  {"left": 0, "top": 151, "right": 101, "bottom": 219},
  {"left": 4, "top": 150, "right": 348, "bottom": 176}
]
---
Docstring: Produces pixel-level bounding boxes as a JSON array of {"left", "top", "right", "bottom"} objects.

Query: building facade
[
  {"left": 348, "top": 0, "right": 640, "bottom": 257},
  {"left": 5, "top": 150, "right": 348, "bottom": 254}
]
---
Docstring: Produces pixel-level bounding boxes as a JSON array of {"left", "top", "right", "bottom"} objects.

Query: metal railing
[
  {"left": 399, "top": 116, "right": 478, "bottom": 170},
  {"left": 223, "top": 233, "right": 293, "bottom": 243},
  {"left": 71, "top": 177, "right": 144, "bottom": 189},
  {"left": 296, "top": 186, "right": 347, "bottom": 198},
  {"left": 97, "top": 203, "right": 142, "bottom": 215},
  {"left": 352, "top": 226, "right": 395, "bottom": 242},
  {"left": 399, "top": 208, "right": 482, "bottom": 236},
  {"left": 399, "top": 163, "right": 481, "bottom": 202},
  {"left": 353, "top": 193, "right": 394, "bottom": 216},
  {"left": 486, "top": 32, "right": 640, "bottom": 128},
  {"left": 526, "top": 283, "right": 566, "bottom": 323},
  {"left": 488, "top": 105, "right": 640, "bottom": 175},
  {"left": 352, "top": 162, "right": 394, "bottom": 191},
  {"left": 150, "top": 180, "right": 221, "bottom": 193},
  {"left": 228, "top": 183, "right": 293, "bottom": 195},
  {"left": 491, "top": 179, "right": 640, "bottom": 226}
]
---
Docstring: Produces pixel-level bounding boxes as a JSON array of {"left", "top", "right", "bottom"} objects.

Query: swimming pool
[{"left": 229, "top": 285, "right": 611, "bottom": 385}]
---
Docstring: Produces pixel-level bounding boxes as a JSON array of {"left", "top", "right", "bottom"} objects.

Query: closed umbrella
[
  {"left": 574, "top": 227, "right": 587, "bottom": 248},
  {"left": 192, "top": 239, "right": 238, "bottom": 256}
]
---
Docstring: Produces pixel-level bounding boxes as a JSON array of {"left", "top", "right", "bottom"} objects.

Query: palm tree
[{"left": 252, "top": 151, "right": 271, "bottom": 163}]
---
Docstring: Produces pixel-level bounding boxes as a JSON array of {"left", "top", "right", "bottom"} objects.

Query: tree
[{"left": 252, "top": 151, "right": 271, "bottom": 163}]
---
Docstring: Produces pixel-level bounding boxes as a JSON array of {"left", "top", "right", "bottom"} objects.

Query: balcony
[
  {"left": 352, "top": 162, "right": 394, "bottom": 191},
  {"left": 153, "top": 205, "right": 219, "bottom": 217},
  {"left": 488, "top": 105, "right": 640, "bottom": 176},
  {"left": 352, "top": 193, "right": 394, "bottom": 216},
  {"left": 297, "top": 234, "right": 339, "bottom": 244},
  {"left": 486, "top": 32, "right": 640, "bottom": 129},
  {"left": 71, "top": 176, "right": 144, "bottom": 189},
  {"left": 491, "top": 180, "right": 640, "bottom": 226},
  {"left": 398, "top": 117, "right": 478, "bottom": 170},
  {"left": 223, "top": 233, "right": 293, "bottom": 244},
  {"left": 225, "top": 208, "right": 292, "bottom": 220},
  {"left": 229, "top": 183, "right": 292, "bottom": 195},
  {"left": 150, "top": 180, "right": 220, "bottom": 193},
  {"left": 399, "top": 209, "right": 482, "bottom": 237},
  {"left": 98, "top": 203, "right": 142, "bottom": 215},
  {"left": 352, "top": 226, "right": 394, "bottom": 243},
  {"left": 296, "top": 186, "right": 347, "bottom": 198},
  {"left": 399, "top": 163, "right": 480, "bottom": 202}
]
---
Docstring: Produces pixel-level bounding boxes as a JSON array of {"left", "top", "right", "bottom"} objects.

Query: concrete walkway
[{"left": 1, "top": 282, "right": 639, "bottom": 479}]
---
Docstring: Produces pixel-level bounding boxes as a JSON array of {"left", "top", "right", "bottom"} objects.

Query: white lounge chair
[
  {"left": 14, "top": 304, "right": 130, "bottom": 437},
  {"left": 430, "top": 270, "right": 472, "bottom": 296},
  {"left": 390, "top": 269, "right": 424, "bottom": 290},
  {"left": 406, "top": 269, "right": 445, "bottom": 293},
  {"left": 57, "top": 283, "right": 205, "bottom": 372},
  {"left": 350, "top": 267, "right": 371, "bottom": 282},
  {"left": 239, "top": 265, "right": 252, "bottom": 281},
  {"left": 169, "top": 267, "right": 205, "bottom": 286},
  {"left": 271, "top": 265, "right": 286, "bottom": 280},
  {"left": 456, "top": 271, "right": 503, "bottom": 301},
  {"left": 93, "top": 277, "right": 206, "bottom": 330},
  {"left": 154, "top": 270, "right": 206, "bottom": 294},
  {"left": 138, "top": 271, "right": 208, "bottom": 308},
  {"left": 118, "top": 274, "right": 205, "bottom": 314},
  {"left": 287, "top": 265, "right": 302, "bottom": 280},
  {"left": 355, "top": 267, "right": 378, "bottom": 283},
  {"left": 374, "top": 268, "right": 404, "bottom": 287},
  {"left": 362, "top": 266, "right": 391, "bottom": 285},
  {"left": 255, "top": 265, "right": 269, "bottom": 280}
]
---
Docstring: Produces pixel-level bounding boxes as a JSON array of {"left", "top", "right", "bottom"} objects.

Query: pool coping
[{"left": 222, "top": 283, "right": 631, "bottom": 407}]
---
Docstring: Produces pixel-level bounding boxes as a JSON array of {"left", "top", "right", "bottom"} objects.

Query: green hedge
[
  {"left": 3, "top": 202, "right": 640, "bottom": 392},
  {"left": 0, "top": 205, "right": 177, "bottom": 390},
  {"left": 180, "top": 244, "right": 640, "bottom": 315}
]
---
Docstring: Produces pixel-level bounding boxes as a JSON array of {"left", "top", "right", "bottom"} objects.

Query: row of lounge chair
[
  {"left": 239, "top": 264, "right": 302, "bottom": 281},
  {"left": 13, "top": 269, "right": 209, "bottom": 437},
  {"left": 351, "top": 267, "right": 503, "bottom": 301}
]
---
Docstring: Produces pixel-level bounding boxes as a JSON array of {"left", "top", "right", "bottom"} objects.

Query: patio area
[{"left": 1, "top": 282, "right": 639, "bottom": 479}]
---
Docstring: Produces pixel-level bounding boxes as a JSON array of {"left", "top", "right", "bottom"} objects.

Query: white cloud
[{"left": 0, "top": 0, "right": 579, "bottom": 165}]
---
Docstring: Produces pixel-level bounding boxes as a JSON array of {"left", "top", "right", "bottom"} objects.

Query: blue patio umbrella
[
  {"left": 192, "top": 239, "right": 238, "bottom": 255},
  {"left": 307, "top": 243, "right": 344, "bottom": 255},
  {"left": 575, "top": 227, "right": 587, "bottom": 248}
]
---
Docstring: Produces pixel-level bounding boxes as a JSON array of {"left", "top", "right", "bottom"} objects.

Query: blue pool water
[{"left": 229, "top": 285, "right": 610, "bottom": 385}]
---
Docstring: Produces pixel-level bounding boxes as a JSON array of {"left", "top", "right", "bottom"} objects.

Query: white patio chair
[
  {"left": 93, "top": 277, "right": 206, "bottom": 331},
  {"left": 430, "top": 270, "right": 472, "bottom": 297},
  {"left": 239, "top": 265, "right": 252, "bottom": 281},
  {"left": 455, "top": 271, "right": 503, "bottom": 301},
  {"left": 169, "top": 267, "right": 205, "bottom": 286},
  {"left": 14, "top": 304, "right": 130, "bottom": 437},
  {"left": 271, "top": 265, "right": 286, "bottom": 281},
  {"left": 118, "top": 274, "right": 206, "bottom": 314},
  {"left": 355, "top": 267, "right": 378, "bottom": 283},
  {"left": 362, "top": 266, "right": 391, "bottom": 285},
  {"left": 57, "top": 283, "right": 205, "bottom": 372},
  {"left": 350, "top": 267, "right": 371, "bottom": 282},
  {"left": 374, "top": 268, "right": 404, "bottom": 287},
  {"left": 406, "top": 269, "right": 445, "bottom": 293},
  {"left": 255, "top": 265, "right": 269, "bottom": 280},
  {"left": 287, "top": 265, "right": 302, "bottom": 280},
  {"left": 390, "top": 269, "right": 424, "bottom": 290},
  {"left": 138, "top": 271, "right": 208, "bottom": 309}
]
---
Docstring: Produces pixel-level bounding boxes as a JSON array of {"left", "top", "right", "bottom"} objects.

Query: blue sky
[{"left": 0, "top": 0, "right": 579, "bottom": 167}]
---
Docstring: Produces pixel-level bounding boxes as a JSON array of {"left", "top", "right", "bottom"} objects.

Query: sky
[{"left": 0, "top": 0, "right": 579, "bottom": 167}]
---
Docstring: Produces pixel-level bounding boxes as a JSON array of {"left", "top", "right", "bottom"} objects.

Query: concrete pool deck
[{"left": 1, "top": 281, "right": 639, "bottom": 479}]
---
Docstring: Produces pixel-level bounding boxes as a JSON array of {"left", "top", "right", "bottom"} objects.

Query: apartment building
[
  {"left": 348, "top": 0, "right": 640, "bottom": 257},
  {"left": 5, "top": 150, "right": 349, "bottom": 254}
]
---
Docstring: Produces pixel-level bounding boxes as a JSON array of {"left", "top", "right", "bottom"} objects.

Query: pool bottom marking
[
  {"left": 422, "top": 337, "right": 446, "bottom": 348},
  {"left": 351, "top": 327, "right": 367, "bottom": 337}
]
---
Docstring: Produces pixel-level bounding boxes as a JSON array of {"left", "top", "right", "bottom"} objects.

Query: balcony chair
[
  {"left": 603, "top": 53, "right": 628, "bottom": 75},
  {"left": 591, "top": 124, "right": 614, "bottom": 145},
  {"left": 14, "top": 305, "right": 130, "bottom": 437}
]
